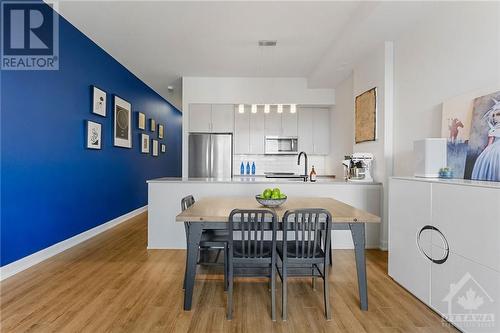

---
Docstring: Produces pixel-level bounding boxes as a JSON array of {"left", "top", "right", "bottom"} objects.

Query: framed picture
[
  {"left": 86, "top": 120, "right": 102, "bottom": 149},
  {"left": 150, "top": 118, "right": 156, "bottom": 132},
  {"left": 138, "top": 112, "right": 146, "bottom": 130},
  {"left": 355, "top": 87, "right": 377, "bottom": 144},
  {"left": 152, "top": 140, "right": 159, "bottom": 156},
  {"left": 113, "top": 96, "right": 132, "bottom": 148},
  {"left": 161, "top": 144, "right": 166, "bottom": 153},
  {"left": 158, "top": 124, "right": 164, "bottom": 139},
  {"left": 92, "top": 86, "right": 107, "bottom": 117},
  {"left": 141, "top": 133, "right": 150, "bottom": 153}
]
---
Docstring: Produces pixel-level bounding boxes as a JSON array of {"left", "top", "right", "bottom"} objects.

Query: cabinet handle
[{"left": 416, "top": 225, "right": 449, "bottom": 264}]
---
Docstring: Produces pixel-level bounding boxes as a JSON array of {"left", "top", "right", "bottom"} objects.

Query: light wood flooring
[{"left": 0, "top": 212, "right": 458, "bottom": 333}]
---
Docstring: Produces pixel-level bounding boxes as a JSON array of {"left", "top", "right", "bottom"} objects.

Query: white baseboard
[{"left": 0, "top": 205, "right": 148, "bottom": 281}]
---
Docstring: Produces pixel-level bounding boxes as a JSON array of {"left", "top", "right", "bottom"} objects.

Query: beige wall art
[{"left": 355, "top": 87, "right": 377, "bottom": 144}]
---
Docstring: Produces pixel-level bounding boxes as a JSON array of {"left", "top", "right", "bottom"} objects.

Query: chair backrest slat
[{"left": 229, "top": 209, "right": 277, "bottom": 259}]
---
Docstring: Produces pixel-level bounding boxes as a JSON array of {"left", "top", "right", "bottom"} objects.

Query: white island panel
[{"left": 147, "top": 178, "right": 382, "bottom": 249}]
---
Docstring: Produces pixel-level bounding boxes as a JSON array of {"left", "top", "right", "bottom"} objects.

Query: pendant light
[
  {"left": 277, "top": 104, "right": 283, "bottom": 113},
  {"left": 238, "top": 104, "right": 245, "bottom": 114},
  {"left": 290, "top": 104, "right": 297, "bottom": 114},
  {"left": 251, "top": 104, "right": 257, "bottom": 113},
  {"left": 264, "top": 104, "right": 270, "bottom": 113}
]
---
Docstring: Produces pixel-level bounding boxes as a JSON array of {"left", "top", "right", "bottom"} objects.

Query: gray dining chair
[
  {"left": 181, "top": 195, "right": 229, "bottom": 290},
  {"left": 227, "top": 209, "right": 278, "bottom": 321},
  {"left": 277, "top": 208, "right": 333, "bottom": 320}
]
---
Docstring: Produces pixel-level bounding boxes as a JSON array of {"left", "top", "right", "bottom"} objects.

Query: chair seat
[
  {"left": 233, "top": 240, "right": 273, "bottom": 258},
  {"left": 277, "top": 241, "right": 325, "bottom": 259}
]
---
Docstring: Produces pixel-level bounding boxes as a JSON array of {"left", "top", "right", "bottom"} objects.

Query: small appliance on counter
[
  {"left": 342, "top": 153, "right": 374, "bottom": 182},
  {"left": 413, "top": 138, "right": 447, "bottom": 178}
]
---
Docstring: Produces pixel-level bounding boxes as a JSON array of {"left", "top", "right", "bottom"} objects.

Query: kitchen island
[{"left": 147, "top": 176, "right": 382, "bottom": 249}]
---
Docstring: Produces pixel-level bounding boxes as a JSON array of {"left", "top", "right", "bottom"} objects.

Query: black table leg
[
  {"left": 184, "top": 223, "right": 203, "bottom": 310},
  {"left": 349, "top": 223, "right": 368, "bottom": 311}
]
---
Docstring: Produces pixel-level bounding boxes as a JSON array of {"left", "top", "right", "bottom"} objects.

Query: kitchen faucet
[{"left": 297, "top": 151, "right": 308, "bottom": 182}]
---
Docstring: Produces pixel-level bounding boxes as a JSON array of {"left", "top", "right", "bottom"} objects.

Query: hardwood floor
[{"left": 0, "top": 212, "right": 457, "bottom": 333}]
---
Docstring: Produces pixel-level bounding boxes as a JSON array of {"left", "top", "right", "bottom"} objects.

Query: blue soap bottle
[
  {"left": 251, "top": 162, "right": 256, "bottom": 175},
  {"left": 246, "top": 162, "right": 250, "bottom": 175},
  {"left": 240, "top": 161, "right": 245, "bottom": 175}
]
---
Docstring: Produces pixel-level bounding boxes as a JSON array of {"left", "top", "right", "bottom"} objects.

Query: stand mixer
[{"left": 342, "top": 153, "right": 374, "bottom": 182}]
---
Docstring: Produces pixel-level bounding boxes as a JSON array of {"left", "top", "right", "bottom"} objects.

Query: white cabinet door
[
  {"left": 234, "top": 107, "right": 249, "bottom": 154},
  {"left": 281, "top": 108, "right": 298, "bottom": 137},
  {"left": 298, "top": 108, "right": 313, "bottom": 152},
  {"left": 265, "top": 111, "right": 282, "bottom": 136},
  {"left": 388, "top": 179, "right": 432, "bottom": 304},
  {"left": 249, "top": 111, "right": 265, "bottom": 154},
  {"left": 430, "top": 247, "right": 500, "bottom": 333},
  {"left": 432, "top": 183, "right": 500, "bottom": 272},
  {"left": 189, "top": 104, "right": 211, "bottom": 132},
  {"left": 211, "top": 104, "right": 234, "bottom": 133},
  {"left": 312, "top": 108, "right": 330, "bottom": 154}
]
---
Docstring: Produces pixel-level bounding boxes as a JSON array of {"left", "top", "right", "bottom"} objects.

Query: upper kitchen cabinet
[
  {"left": 264, "top": 106, "right": 298, "bottom": 137},
  {"left": 281, "top": 106, "right": 298, "bottom": 137},
  {"left": 188, "top": 104, "right": 234, "bottom": 133},
  {"left": 264, "top": 109, "right": 282, "bottom": 136},
  {"left": 249, "top": 110, "right": 265, "bottom": 154},
  {"left": 234, "top": 106, "right": 250, "bottom": 154},
  {"left": 189, "top": 104, "right": 212, "bottom": 132},
  {"left": 211, "top": 104, "right": 234, "bottom": 132},
  {"left": 298, "top": 107, "right": 330, "bottom": 155}
]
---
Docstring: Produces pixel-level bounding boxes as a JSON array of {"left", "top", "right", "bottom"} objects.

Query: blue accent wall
[{"left": 0, "top": 7, "right": 182, "bottom": 266}]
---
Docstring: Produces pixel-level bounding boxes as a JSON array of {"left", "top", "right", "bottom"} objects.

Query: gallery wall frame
[
  {"left": 152, "top": 139, "right": 159, "bottom": 156},
  {"left": 161, "top": 144, "right": 166, "bottom": 153},
  {"left": 150, "top": 118, "right": 156, "bottom": 132},
  {"left": 113, "top": 95, "right": 132, "bottom": 148},
  {"left": 355, "top": 87, "right": 377, "bottom": 144},
  {"left": 138, "top": 112, "right": 146, "bottom": 130},
  {"left": 86, "top": 120, "right": 102, "bottom": 150},
  {"left": 158, "top": 124, "right": 164, "bottom": 139},
  {"left": 91, "top": 85, "right": 107, "bottom": 117},
  {"left": 141, "top": 133, "right": 150, "bottom": 153}
]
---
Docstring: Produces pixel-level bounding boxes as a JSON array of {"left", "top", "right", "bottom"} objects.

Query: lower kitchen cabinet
[
  {"left": 431, "top": 246, "right": 500, "bottom": 333},
  {"left": 389, "top": 177, "right": 500, "bottom": 333}
]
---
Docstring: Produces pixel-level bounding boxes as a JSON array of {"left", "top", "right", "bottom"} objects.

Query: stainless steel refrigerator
[{"left": 188, "top": 133, "right": 233, "bottom": 178}]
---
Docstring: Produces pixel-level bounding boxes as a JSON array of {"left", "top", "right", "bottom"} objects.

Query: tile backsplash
[{"left": 234, "top": 154, "right": 328, "bottom": 176}]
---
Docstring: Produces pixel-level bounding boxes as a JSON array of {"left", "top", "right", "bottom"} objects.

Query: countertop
[
  {"left": 392, "top": 176, "right": 500, "bottom": 189},
  {"left": 147, "top": 175, "right": 382, "bottom": 185}
]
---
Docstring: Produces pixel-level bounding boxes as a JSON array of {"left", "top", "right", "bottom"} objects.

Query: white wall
[
  {"left": 328, "top": 75, "right": 354, "bottom": 177},
  {"left": 182, "top": 77, "right": 335, "bottom": 177},
  {"left": 393, "top": 1, "right": 500, "bottom": 176}
]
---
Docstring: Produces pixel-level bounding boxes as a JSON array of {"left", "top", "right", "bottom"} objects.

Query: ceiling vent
[{"left": 258, "top": 40, "right": 277, "bottom": 47}]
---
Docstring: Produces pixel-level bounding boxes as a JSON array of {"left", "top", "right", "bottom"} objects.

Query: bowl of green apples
[{"left": 255, "top": 187, "right": 287, "bottom": 207}]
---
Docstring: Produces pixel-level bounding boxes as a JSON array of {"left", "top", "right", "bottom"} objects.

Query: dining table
[{"left": 176, "top": 196, "right": 381, "bottom": 311}]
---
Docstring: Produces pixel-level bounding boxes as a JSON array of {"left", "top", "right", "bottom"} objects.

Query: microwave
[{"left": 264, "top": 136, "right": 298, "bottom": 155}]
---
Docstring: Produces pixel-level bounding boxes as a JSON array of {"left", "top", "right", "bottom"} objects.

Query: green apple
[{"left": 263, "top": 189, "right": 272, "bottom": 199}]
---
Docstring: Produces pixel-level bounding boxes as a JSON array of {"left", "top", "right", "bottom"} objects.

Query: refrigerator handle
[{"left": 209, "top": 135, "right": 214, "bottom": 178}]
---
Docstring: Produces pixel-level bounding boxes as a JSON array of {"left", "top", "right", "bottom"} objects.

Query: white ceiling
[{"left": 56, "top": 1, "right": 439, "bottom": 102}]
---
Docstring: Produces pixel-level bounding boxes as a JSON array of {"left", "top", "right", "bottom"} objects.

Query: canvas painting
[
  {"left": 113, "top": 96, "right": 132, "bottom": 148},
  {"left": 152, "top": 140, "right": 159, "bottom": 156},
  {"left": 92, "top": 86, "right": 106, "bottom": 117},
  {"left": 138, "top": 112, "right": 146, "bottom": 130},
  {"left": 141, "top": 133, "right": 149, "bottom": 153},
  {"left": 464, "top": 91, "right": 500, "bottom": 181},
  {"left": 355, "top": 88, "right": 377, "bottom": 143},
  {"left": 158, "top": 124, "right": 164, "bottom": 139},
  {"left": 441, "top": 88, "right": 498, "bottom": 178},
  {"left": 86, "top": 120, "right": 102, "bottom": 149}
]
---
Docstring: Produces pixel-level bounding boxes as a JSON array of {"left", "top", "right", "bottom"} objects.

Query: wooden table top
[{"left": 176, "top": 197, "right": 381, "bottom": 223}]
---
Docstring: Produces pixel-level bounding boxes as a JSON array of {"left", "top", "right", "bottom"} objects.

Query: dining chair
[
  {"left": 227, "top": 209, "right": 278, "bottom": 321},
  {"left": 277, "top": 208, "right": 333, "bottom": 320},
  {"left": 181, "top": 195, "right": 229, "bottom": 290}
]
